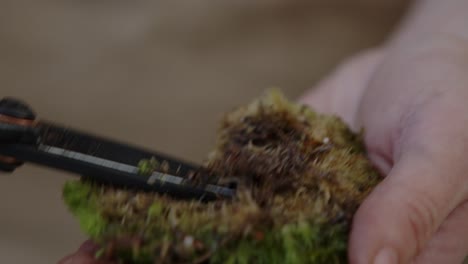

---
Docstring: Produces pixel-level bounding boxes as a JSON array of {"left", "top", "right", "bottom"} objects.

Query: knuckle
[{"left": 402, "top": 189, "right": 439, "bottom": 254}]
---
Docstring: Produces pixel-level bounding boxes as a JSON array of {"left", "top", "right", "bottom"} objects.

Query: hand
[
  {"left": 58, "top": 241, "right": 112, "bottom": 264},
  {"left": 300, "top": 42, "right": 468, "bottom": 263},
  {"left": 58, "top": 1, "right": 468, "bottom": 262}
]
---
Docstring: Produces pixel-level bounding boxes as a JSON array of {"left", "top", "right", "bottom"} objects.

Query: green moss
[
  {"left": 63, "top": 181, "right": 106, "bottom": 239},
  {"left": 148, "top": 201, "right": 163, "bottom": 218},
  {"left": 137, "top": 157, "right": 160, "bottom": 176},
  {"left": 212, "top": 222, "right": 346, "bottom": 264},
  {"left": 62, "top": 90, "right": 381, "bottom": 263},
  {"left": 62, "top": 181, "right": 92, "bottom": 210}
]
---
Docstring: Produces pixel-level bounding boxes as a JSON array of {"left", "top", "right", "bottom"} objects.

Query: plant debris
[{"left": 63, "top": 90, "right": 381, "bottom": 264}]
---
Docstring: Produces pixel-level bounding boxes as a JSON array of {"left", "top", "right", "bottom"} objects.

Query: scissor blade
[
  {"left": 0, "top": 121, "right": 235, "bottom": 201},
  {"left": 37, "top": 121, "right": 198, "bottom": 176}
]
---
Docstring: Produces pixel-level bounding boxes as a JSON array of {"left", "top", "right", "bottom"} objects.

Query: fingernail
[{"left": 374, "top": 247, "right": 398, "bottom": 264}]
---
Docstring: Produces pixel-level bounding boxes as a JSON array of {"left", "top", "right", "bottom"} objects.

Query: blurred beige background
[{"left": 0, "top": 1, "right": 408, "bottom": 263}]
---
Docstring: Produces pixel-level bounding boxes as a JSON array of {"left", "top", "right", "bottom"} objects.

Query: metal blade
[{"left": 0, "top": 121, "right": 235, "bottom": 201}]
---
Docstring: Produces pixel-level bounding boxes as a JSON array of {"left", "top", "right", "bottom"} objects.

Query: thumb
[{"left": 349, "top": 147, "right": 467, "bottom": 264}]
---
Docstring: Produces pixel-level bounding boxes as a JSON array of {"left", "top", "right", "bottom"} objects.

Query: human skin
[
  {"left": 300, "top": 1, "right": 468, "bottom": 263},
  {"left": 58, "top": 241, "right": 112, "bottom": 264},
  {"left": 59, "top": 0, "right": 468, "bottom": 263}
]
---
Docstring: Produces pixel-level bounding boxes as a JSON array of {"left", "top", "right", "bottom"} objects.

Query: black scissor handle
[
  {"left": 0, "top": 123, "right": 38, "bottom": 144},
  {"left": 0, "top": 97, "right": 36, "bottom": 121},
  {"left": 0, "top": 97, "right": 38, "bottom": 172}
]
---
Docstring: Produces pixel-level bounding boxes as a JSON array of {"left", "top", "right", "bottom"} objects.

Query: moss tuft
[
  {"left": 63, "top": 181, "right": 106, "bottom": 238},
  {"left": 63, "top": 90, "right": 381, "bottom": 263}
]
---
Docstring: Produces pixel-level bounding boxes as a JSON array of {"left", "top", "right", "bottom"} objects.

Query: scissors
[{"left": 0, "top": 97, "right": 235, "bottom": 202}]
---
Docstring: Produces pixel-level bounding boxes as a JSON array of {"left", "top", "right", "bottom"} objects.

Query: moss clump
[
  {"left": 63, "top": 90, "right": 381, "bottom": 263},
  {"left": 63, "top": 181, "right": 107, "bottom": 239}
]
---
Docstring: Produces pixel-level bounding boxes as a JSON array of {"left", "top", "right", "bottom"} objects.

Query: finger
[
  {"left": 58, "top": 241, "right": 112, "bottom": 264},
  {"left": 77, "top": 240, "right": 100, "bottom": 254},
  {"left": 413, "top": 201, "right": 468, "bottom": 264},
  {"left": 349, "top": 148, "right": 467, "bottom": 264},
  {"left": 57, "top": 252, "right": 111, "bottom": 264},
  {"left": 298, "top": 48, "right": 384, "bottom": 129}
]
